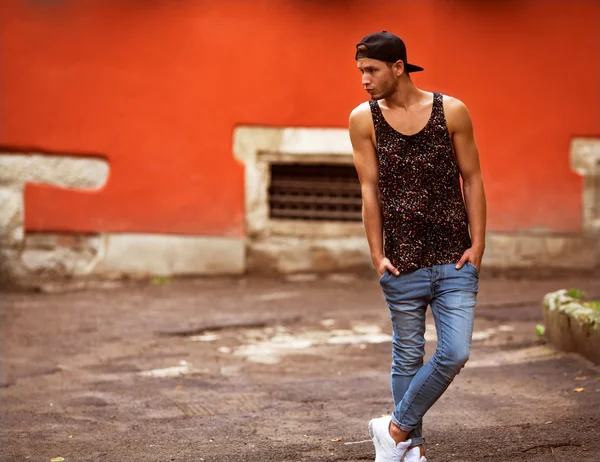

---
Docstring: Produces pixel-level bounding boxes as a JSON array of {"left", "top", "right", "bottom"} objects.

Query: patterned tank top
[{"left": 369, "top": 92, "right": 471, "bottom": 273}]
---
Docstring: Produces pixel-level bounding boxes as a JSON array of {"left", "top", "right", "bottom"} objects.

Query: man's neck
[{"left": 382, "top": 79, "right": 422, "bottom": 110}]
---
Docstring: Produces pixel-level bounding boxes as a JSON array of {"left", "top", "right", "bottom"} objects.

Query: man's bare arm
[
  {"left": 445, "top": 97, "right": 487, "bottom": 270},
  {"left": 349, "top": 104, "right": 399, "bottom": 277}
]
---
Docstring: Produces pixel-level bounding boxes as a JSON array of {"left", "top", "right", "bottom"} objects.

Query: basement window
[{"left": 268, "top": 164, "right": 363, "bottom": 222}]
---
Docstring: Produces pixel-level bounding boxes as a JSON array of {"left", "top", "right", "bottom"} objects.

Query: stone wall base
[
  {"left": 544, "top": 290, "right": 600, "bottom": 365},
  {"left": 247, "top": 230, "right": 599, "bottom": 275},
  {"left": 2, "top": 229, "right": 597, "bottom": 288},
  {"left": 1, "top": 233, "right": 245, "bottom": 288}
]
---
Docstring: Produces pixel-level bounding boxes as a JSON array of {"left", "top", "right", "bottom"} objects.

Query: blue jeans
[{"left": 379, "top": 263, "right": 479, "bottom": 448}]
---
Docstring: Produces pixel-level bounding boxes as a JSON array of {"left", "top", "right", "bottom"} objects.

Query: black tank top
[{"left": 369, "top": 92, "right": 471, "bottom": 273}]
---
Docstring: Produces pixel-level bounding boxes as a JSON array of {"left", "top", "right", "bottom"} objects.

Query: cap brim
[{"left": 406, "top": 63, "right": 424, "bottom": 73}]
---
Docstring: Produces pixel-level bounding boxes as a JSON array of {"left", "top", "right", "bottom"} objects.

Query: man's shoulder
[
  {"left": 440, "top": 93, "right": 466, "bottom": 109},
  {"left": 349, "top": 101, "right": 374, "bottom": 134},
  {"left": 349, "top": 101, "right": 373, "bottom": 119},
  {"left": 440, "top": 94, "right": 472, "bottom": 132},
  {"left": 441, "top": 94, "right": 469, "bottom": 114}
]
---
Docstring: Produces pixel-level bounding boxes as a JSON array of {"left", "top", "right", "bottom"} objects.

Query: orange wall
[{"left": 1, "top": 0, "right": 598, "bottom": 235}]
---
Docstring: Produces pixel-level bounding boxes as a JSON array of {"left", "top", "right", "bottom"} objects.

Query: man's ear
[{"left": 392, "top": 60, "right": 406, "bottom": 77}]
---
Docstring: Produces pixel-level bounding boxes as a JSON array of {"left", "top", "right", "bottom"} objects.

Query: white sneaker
[
  {"left": 404, "top": 446, "right": 427, "bottom": 462},
  {"left": 368, "top": 415, "right": 412, "bottom": 462}
]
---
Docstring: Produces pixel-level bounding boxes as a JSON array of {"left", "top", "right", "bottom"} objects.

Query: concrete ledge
[
  {"left": 485, "top": 231, "right": 598, "bottom": 270},
  {"left": 1, "top": 232, "right": 245, "bottom": 287},
  {"left": 248, "top": 236, "right": 370, "bottom": 274},
  {"left": 246, "top": 231, "right": 598, "bottom": 275},
  {"left": 543, "top": 289, "right": 600, "bottom": 364},
  {"left": 95, "top": 234, "right": 245, "bottom": 277},
  {"left": 0, "top": 153, "right": 109, "bottom": 189}
]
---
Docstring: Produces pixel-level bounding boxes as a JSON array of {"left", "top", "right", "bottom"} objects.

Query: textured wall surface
[{"left": 1, "top": 0, "right": 598, "bottom": 237}]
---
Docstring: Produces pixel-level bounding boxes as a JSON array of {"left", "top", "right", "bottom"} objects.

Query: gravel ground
[{"left": 1, "top": 273, "right": 599, "bottom": 461}]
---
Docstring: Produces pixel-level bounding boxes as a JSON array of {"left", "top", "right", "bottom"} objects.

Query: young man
[{"left": 349, "top": 31, "right": 487, "bottom": 462}]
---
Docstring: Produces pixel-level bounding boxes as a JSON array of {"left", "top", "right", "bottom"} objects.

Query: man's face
[{"left": 357, "top": 58, "right": 397, "bottom": 100}]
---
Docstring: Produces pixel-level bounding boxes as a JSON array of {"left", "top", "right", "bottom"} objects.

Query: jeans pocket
[
  {"left": 379, "top": 271, "right": 390, "bottom": 283},
  {"left": 466, "top": 262, "right": 480, "bottom": 277}
]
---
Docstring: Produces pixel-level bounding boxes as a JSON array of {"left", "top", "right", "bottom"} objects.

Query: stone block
[
  {"left": 95, "top": 234, "right": 245, "bottom": 276},
  {"left": 0, "top": 154, "right": 108, "bottom": 189},
  {"left": 543, "top": 290, "right": 600, "bottom": 364},
  {"left": 248, "top": 236, "right": 370, "bottom": 274},
  {"left": 0, "top": 189, "right": 23, "bottom": 246},
  {"left": 20, "top": 233, "right": 105, "bottom": 277},
  {"left": 570, "top": 137, "right": 600, "bottom": 233},
  {"left": 485, "top": 232, "right": 598, "bottom": 270}
]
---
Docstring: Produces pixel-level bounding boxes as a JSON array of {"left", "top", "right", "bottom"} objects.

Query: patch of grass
[
  {"left": 536, "top": 324, "right": 545, "bottom": 336},
  {"left": 566, "top": 288, "right": 586, "bottom": 300},
  {"left": 584, "top": 300, "right": 600, "bottom": 312},
  {"left": 151, "top": 276, "right": 171, "bottom": 285}
]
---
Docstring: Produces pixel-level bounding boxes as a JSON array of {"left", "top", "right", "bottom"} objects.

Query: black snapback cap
[{"left": 355, "top": 31, "right": 424, "bottom": 73}]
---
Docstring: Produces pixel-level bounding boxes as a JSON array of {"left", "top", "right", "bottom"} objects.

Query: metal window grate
[{"left": 269, "top": 164, "right": 362, "bottom": 222}]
